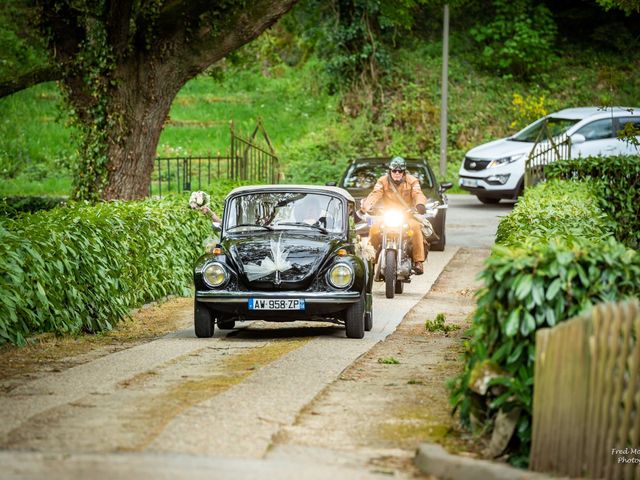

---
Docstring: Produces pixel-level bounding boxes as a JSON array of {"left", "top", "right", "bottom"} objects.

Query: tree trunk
[
  {"left": 38, "top": 0, "right": 300, "bottom": 201},
  {"left": 101, "top": 63, "right": 179, "bottom": 201}
]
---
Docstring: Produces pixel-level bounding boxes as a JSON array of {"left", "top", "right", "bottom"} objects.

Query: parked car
[
  {"left": 336, "top": 157, "right": 452, "bottom": 251},
  {"left": 193, "top": 185, "right": 374, "bottom": 339},
  {"left": 459, "top": 106, "right": 640, "bottom": 204}
]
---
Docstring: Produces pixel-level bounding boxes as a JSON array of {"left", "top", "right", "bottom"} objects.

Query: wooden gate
[
  {"left": 530, "top": 299, "right": 640, "bottom": 479},
  {"left": 524, "top": 120, "right": 572, "bottom": 187}
]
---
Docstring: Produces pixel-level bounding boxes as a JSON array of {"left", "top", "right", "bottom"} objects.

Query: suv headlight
[
  {"left": 327, "top": 263, "right": 354, "bottom": 289},
  {"left": 203, "top": 262, "right": 227, "bottom": 287},
  {"left": 487, "top": 153, "right": 524, "bottom": 168}
]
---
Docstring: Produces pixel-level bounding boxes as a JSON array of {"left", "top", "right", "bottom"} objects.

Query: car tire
[
  {"left": 364, "top": 310, "right": 373, "bottom": 331},
  {"left": 431, "top": 228, "right": 446, "bottom": 251},
  {"left": 345, "top": 294, "right": 365, "bottom": 339},
  {"left": 385, "top": 250, "right": 397, "bottom": 299},
  {"left": 430, "top": 212, "right": 446, "bottom": 252},
  {"left": 217, "top": 320, "right": 236, "bottom": 330},
  {"left": 477, "top": 195, "right": 500, "bottom": 204},
  {"left": 194, "top": 300, "right": 214, "bottom": 338},
  {"left": 394, "top": 280, "right": 404, "bottom": 294}
]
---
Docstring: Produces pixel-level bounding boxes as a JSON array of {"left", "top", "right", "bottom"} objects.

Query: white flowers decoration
[{"left": 244, "top": 236, "right": 293, "bottom": 282}]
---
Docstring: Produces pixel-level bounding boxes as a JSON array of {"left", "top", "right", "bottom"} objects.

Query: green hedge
[
  {"left": 545, "top": 155, "right": 640, "bottom": 249},
  {"left": 450, "top": 175, "right": 639, "bottom": 466},
  {"left": 495, "top": 179, "right": 614, "bottom": 246},
  {"left": 0, "top": 196, "right": 214, "bottom": 346},
  {"left": 451, "top": 237, "right": 640, "bottom": 465}
]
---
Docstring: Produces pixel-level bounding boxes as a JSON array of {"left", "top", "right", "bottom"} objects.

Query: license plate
[
  {"left": 248, "top": 298, "right": 305, "bottom": 310},
  {"left": 461, "top": 178, "right": 479, "bottom": 188}
]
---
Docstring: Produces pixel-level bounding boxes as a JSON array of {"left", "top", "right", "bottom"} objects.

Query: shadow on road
[{"left": 222, "top": 322, "right": 345, "bottom": 340}]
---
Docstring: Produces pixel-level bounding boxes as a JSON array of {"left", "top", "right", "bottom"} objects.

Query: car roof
[
  {"left": 550, "top": 106, "right": 639, "bottom": 120},
  {"left": 228, "top": 184, "right": 355, "bottom": 202}
]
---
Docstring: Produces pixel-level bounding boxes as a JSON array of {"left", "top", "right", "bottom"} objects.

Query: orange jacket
[{"left": 362, "top": 173, "right": 427, "bottom": 212}]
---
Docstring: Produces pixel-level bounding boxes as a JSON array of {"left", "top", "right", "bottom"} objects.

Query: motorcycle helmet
[
  {"left": 389, "top": 156, "right": 406, "bottom": 184},
  {"left": 389, "top": 156, "right": 406, "bottom": 172}
]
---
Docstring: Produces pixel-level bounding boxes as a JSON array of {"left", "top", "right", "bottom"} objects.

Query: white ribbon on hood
[{"left": 244, "top": 236, "right": 293, "bottom": 281}]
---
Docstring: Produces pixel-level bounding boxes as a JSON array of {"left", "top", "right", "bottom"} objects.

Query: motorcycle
[{"left": 357, "top": 203, "right": 439, "bottom": 299}]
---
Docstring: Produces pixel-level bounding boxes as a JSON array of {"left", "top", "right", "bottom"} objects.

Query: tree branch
[{"left": 0, "top": 65, "right": 62, "bottom": 99}]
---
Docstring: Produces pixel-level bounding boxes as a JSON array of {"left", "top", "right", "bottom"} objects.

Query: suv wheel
[{"left": 477, "top": 195, "right": 500, "bottom": 204}]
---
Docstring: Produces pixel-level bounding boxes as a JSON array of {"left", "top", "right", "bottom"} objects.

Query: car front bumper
[{"left": 196, "top": 290, "right": 361, "bottom": 319}]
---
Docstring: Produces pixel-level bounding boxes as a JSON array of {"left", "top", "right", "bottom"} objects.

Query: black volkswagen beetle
[{"left": 193, "top": 185, "right": 374, "bottom": 339}]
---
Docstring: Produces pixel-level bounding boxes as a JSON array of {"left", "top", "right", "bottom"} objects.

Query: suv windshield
[
  {"left": 512, "top": 117, "right": 579, "bottom": 142},
  {"left": 226, "top": 192, "right": 344, "bottom": 233},
  {"left": 343, "top": 164, "right": 434, "bottom": 189}
]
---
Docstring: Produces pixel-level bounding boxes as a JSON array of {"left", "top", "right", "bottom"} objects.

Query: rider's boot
[{"left": 413, "top": 261, "right": 424, "bottom": 275}]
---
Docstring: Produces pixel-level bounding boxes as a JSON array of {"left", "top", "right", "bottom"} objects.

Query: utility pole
[{"left": 439, "top": 4, "right": 449, "bottom": 179}]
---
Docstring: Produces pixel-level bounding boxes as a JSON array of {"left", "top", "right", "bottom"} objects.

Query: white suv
[{"left": 458, "top": 107, "right": 640, "bottom": 204}]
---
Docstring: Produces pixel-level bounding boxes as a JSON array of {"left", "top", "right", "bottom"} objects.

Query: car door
[
  {"left": 614, "top": 116, "right": 640, "bottom": 155},
  {"left": 571, "top": 118, "right": 620, "bottom": 158}
]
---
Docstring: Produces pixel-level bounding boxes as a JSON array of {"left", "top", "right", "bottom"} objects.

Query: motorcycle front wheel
[{"left": 385, "top": 250, "right": 397, "bottom": 299}]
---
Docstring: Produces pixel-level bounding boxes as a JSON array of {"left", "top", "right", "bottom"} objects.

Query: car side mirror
[
  {"left": 212, "top": 222, "right": 222, "bottom": 234},
  {"left": 570, "top": 133, "right": 586, "bottom": 145},
  {"left": 326, "top": 181, "right": 337, "bottom": 186},
  {"left": 439, "top": 182, "right": 453, "bottom": 192}
]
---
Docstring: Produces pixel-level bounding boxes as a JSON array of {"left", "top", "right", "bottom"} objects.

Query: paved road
[
  {"left": 446, "top": 193, "right": 515, "bottom": 248},
  {"left": 0, "top": 193, "right": 511, "bottom": 479}
]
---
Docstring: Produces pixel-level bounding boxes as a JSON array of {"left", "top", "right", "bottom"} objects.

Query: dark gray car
[{"left": 336, "top": 157, "right": 452, "bottom": 251}]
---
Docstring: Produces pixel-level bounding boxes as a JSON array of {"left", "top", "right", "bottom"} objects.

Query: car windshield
[
  {"left": 511, "top": 117, "right": 579, "bottom": 142},
  {"left": 343, "top": 164, "right": 434, "bottom": 189},
  {"left": 225, "top": 192, "right": 345, "bottom": 233}
]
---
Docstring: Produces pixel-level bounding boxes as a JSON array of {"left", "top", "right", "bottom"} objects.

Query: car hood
[
  {"left": 466, "top": 138, "right": 533, "bottom": 160},
  {"left": 227, "top": 231, "right": 334, "bottom": 289}
]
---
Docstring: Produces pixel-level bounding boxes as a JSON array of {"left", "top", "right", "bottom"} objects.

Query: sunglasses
[{"left": 390, "top": 168, "right": 405, "bottom": 173}]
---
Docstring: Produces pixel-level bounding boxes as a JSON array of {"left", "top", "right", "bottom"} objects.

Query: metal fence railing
[
  {"left": 151, "top": 155, "right": 233, "bottom": 196},
  {"left": 530, "top": 299, "right": 640, "bottom": 479},
  {"left": 151, "top": 119, "right": 279, "bottom": 196}
]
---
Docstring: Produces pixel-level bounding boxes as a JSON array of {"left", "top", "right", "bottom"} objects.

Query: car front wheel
[
  {"left": 345, "top": 295, "right": 365, "bottom": 339},
  {"left": 477, "top": 195, "right": 500, "bottom": 204},
  {"left": 194, "top": 301, "right": 214, "bottom": 338}
]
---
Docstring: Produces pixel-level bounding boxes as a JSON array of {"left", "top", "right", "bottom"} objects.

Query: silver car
[{"left": 458, "top": 106, "right": 640, "bottom": 204}]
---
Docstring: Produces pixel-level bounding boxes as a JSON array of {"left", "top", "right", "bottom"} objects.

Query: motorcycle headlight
[
  {"left": 328, "top": 263, "right": 354, "bottom": 289},
  {"left": 383, "top": 210, "right": 403, "bottom": 227},
  {"left": 203, "top": 262, "right": 227, "bottom": 288}
]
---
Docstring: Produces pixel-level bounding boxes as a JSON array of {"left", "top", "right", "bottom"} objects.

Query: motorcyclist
[{"left": 359, "top": 156, "right": 428, "bottom": 275}]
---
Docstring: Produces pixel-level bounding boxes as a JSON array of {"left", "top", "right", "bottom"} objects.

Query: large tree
[{"left": 1, "top": 1, "right": 298, "bottom": 200}]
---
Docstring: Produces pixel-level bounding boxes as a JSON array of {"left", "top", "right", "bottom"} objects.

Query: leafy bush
[
  {"left": 495, "top": 179, "right": 614, "bottom": 246},
  {"left": 0, "top": 196, "right": 214, "bottom": 346},
  {"left": 509, "top": 93, "right": 552, "bottom": 130},
  {"left": 545, "top": 155, "right": 640, "bottom": 249},
  {"left": 450, "top": 177, "right": 638, "bottom": 465},
  {"left": 470, "top": 0, "right": 557, "bottom": 78},
  {"left": 450, "top": 236, "right": 640, "bottom": 465}
]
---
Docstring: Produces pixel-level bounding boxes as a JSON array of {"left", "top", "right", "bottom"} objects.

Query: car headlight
[
  {"left": 327, "top": 263, "right": 354, "bottom": 289},
  {"left": 383, "top": 209, "right": 403, "bottom": 227},
  {"left": 203, "top": 262, "right": 227, "bottom": 287},
  {"left": 487, "top": 153, "right": 524, "bottom": 168}
]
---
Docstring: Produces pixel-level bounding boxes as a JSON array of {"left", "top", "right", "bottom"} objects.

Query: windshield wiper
[
  {"left": 227, "top": 223, "right": 273, "bottom": 231},
  {"left": 276, "top": 222, "right": 328, "bottom": 234}
]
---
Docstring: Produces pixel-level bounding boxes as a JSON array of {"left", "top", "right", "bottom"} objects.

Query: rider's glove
[{"left": 415, "top": 204, "right": 426, "bottom": 215}]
